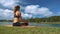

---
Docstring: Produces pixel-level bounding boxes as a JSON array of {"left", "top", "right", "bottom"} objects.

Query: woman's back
[{"left": 13, "top": 11, "right": 22, "bottom": 23}]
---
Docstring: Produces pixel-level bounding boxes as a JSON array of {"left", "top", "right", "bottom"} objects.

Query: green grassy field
[{"left": 0, "top": 26, "right": 60, "bottom": 34}]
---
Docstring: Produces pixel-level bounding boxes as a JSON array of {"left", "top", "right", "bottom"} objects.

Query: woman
[{"left": 13, "top": 5, "right": 23, "bottom": 26}]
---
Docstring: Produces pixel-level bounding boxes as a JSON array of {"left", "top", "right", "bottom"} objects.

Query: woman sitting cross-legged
[{"left": 13, "top": 5, "right": 28, "bottom": 26}]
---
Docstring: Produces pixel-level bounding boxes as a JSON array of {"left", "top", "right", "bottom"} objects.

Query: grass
[{"left": 0, "top": 26, "right": 60, "bottom": 34}]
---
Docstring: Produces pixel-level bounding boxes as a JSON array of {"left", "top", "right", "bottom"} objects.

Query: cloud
[
  {"left": 20, "top": 6, "right": 26, "bottom": 10},
  {"left": 0, "top": 8, "right": 32, "bottom": 20},
  {"left": 56, "top": 12, "right": 60, "bottom": 16},
  {"left": 17, "top": 0, "right": 29, "bottom": 4},
  {"left": 0, "top": 0, "right": 18, "bottom": 9},
  {"left": 25, "top": 5, "right": 53, "bottom": 18},
  {"left": 0, "top": 9, "right": 13, "bottom": 20},
  {"left": 58, "top": 12, "right": 60, "bottom": 15},
  {"left": 0, "top": 4, "right": 60, "bottom": 20},
  {"left": 21, "top": 13, "right": 32, "bottom": 18},
  {"left": 0, "top": 0, "right": 29, "bottom": 9}
]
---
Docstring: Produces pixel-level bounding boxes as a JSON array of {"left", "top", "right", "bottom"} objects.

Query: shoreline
[{"left": 0, "top": 25, "right": 37, "bottom": 28}]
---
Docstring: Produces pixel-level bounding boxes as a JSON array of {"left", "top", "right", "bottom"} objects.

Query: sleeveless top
[{"left": 14, "top": 13, "right": 20, "bottom": 18}]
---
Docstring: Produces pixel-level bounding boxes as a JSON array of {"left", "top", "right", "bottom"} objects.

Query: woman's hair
[{"left": 14, "top": 5, "right": 20, "bottom": 13}]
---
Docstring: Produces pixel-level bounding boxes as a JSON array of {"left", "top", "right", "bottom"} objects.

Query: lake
[{"left": 0, "top": 22, "right": 60, "bottom": 27}]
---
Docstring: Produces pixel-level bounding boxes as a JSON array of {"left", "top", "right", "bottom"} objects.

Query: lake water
[{"left": 0, "top": 22, "right": 60, "bottom": 27}]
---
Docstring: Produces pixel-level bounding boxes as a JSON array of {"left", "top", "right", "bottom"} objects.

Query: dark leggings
[{"left": 13, "top": 22, "right": 23, "bottom": 26}]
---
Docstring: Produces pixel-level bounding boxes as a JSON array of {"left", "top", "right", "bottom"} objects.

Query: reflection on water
[{"left": 0, "top": 22, "right": 60, "bottom": 27}]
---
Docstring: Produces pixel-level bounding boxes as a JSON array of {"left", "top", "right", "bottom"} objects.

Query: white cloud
[
  {"left": 38, "top": 7, "right": 53, "bottom": 16},
  {"left": 25, "top": 5, "right": 53, "bottom": 17},
  {"left": 0, "top": 8, "right": 32, "bottom": 20},
  {"left": 21, "top": 13, "right": 32, "bottom": 18},
  {"left": 56, "top": 12, "right": 60, "bottom": 16},
  {"left": 58, "top": 12, "right": 60, "bottom": 15},
  {"left": 0, "top": 9, "right": 13, "bottom": 20},
  {"left": 0, "top": 0, "right": 18, "bottom": 8},
  {"left": 17, "top": 0, "right": 29, "bottom": 4},
  {"left": 0, "top": 4, "right": 59, "bottom": 19},
  {"left": 20, "top": 6, "right": 25, "bottom": 10},
  {"left": 0, "top": 0, "right": 29, "bottom": 9}
]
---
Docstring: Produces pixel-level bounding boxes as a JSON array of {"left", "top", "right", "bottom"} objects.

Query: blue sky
[{"left": 0, "top": 0, "right": 60, "bottom": 20}]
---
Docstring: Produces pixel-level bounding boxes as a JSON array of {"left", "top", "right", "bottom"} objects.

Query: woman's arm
[
  {"left": 17, "top": 11, "right": 23, "bottom": 22},
  {"left": 19, "top": 12, "right": 22, "bottom": 19},
  {"left": 16, "top": 11, "right": 22, "bottom": 18}
]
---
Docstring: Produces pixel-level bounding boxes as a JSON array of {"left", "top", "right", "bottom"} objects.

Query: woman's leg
[
  {"left": 13, "top": 23, "right": 17, "bottom": 26},
  {"left": 13, "top": 22, "right": 22, "bottom": 26}
]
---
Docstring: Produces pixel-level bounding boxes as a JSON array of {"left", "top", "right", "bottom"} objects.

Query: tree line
[
  {"left": 0, "top": 16, "right": 60, "bottom": 23},
  {"left": 28, "top": 16, "right": 60, "bottom": 22}
]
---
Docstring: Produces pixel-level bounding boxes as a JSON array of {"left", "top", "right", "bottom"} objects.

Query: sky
[{"left": 0, "top": 0, "right": 60, "bottom": 20}]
